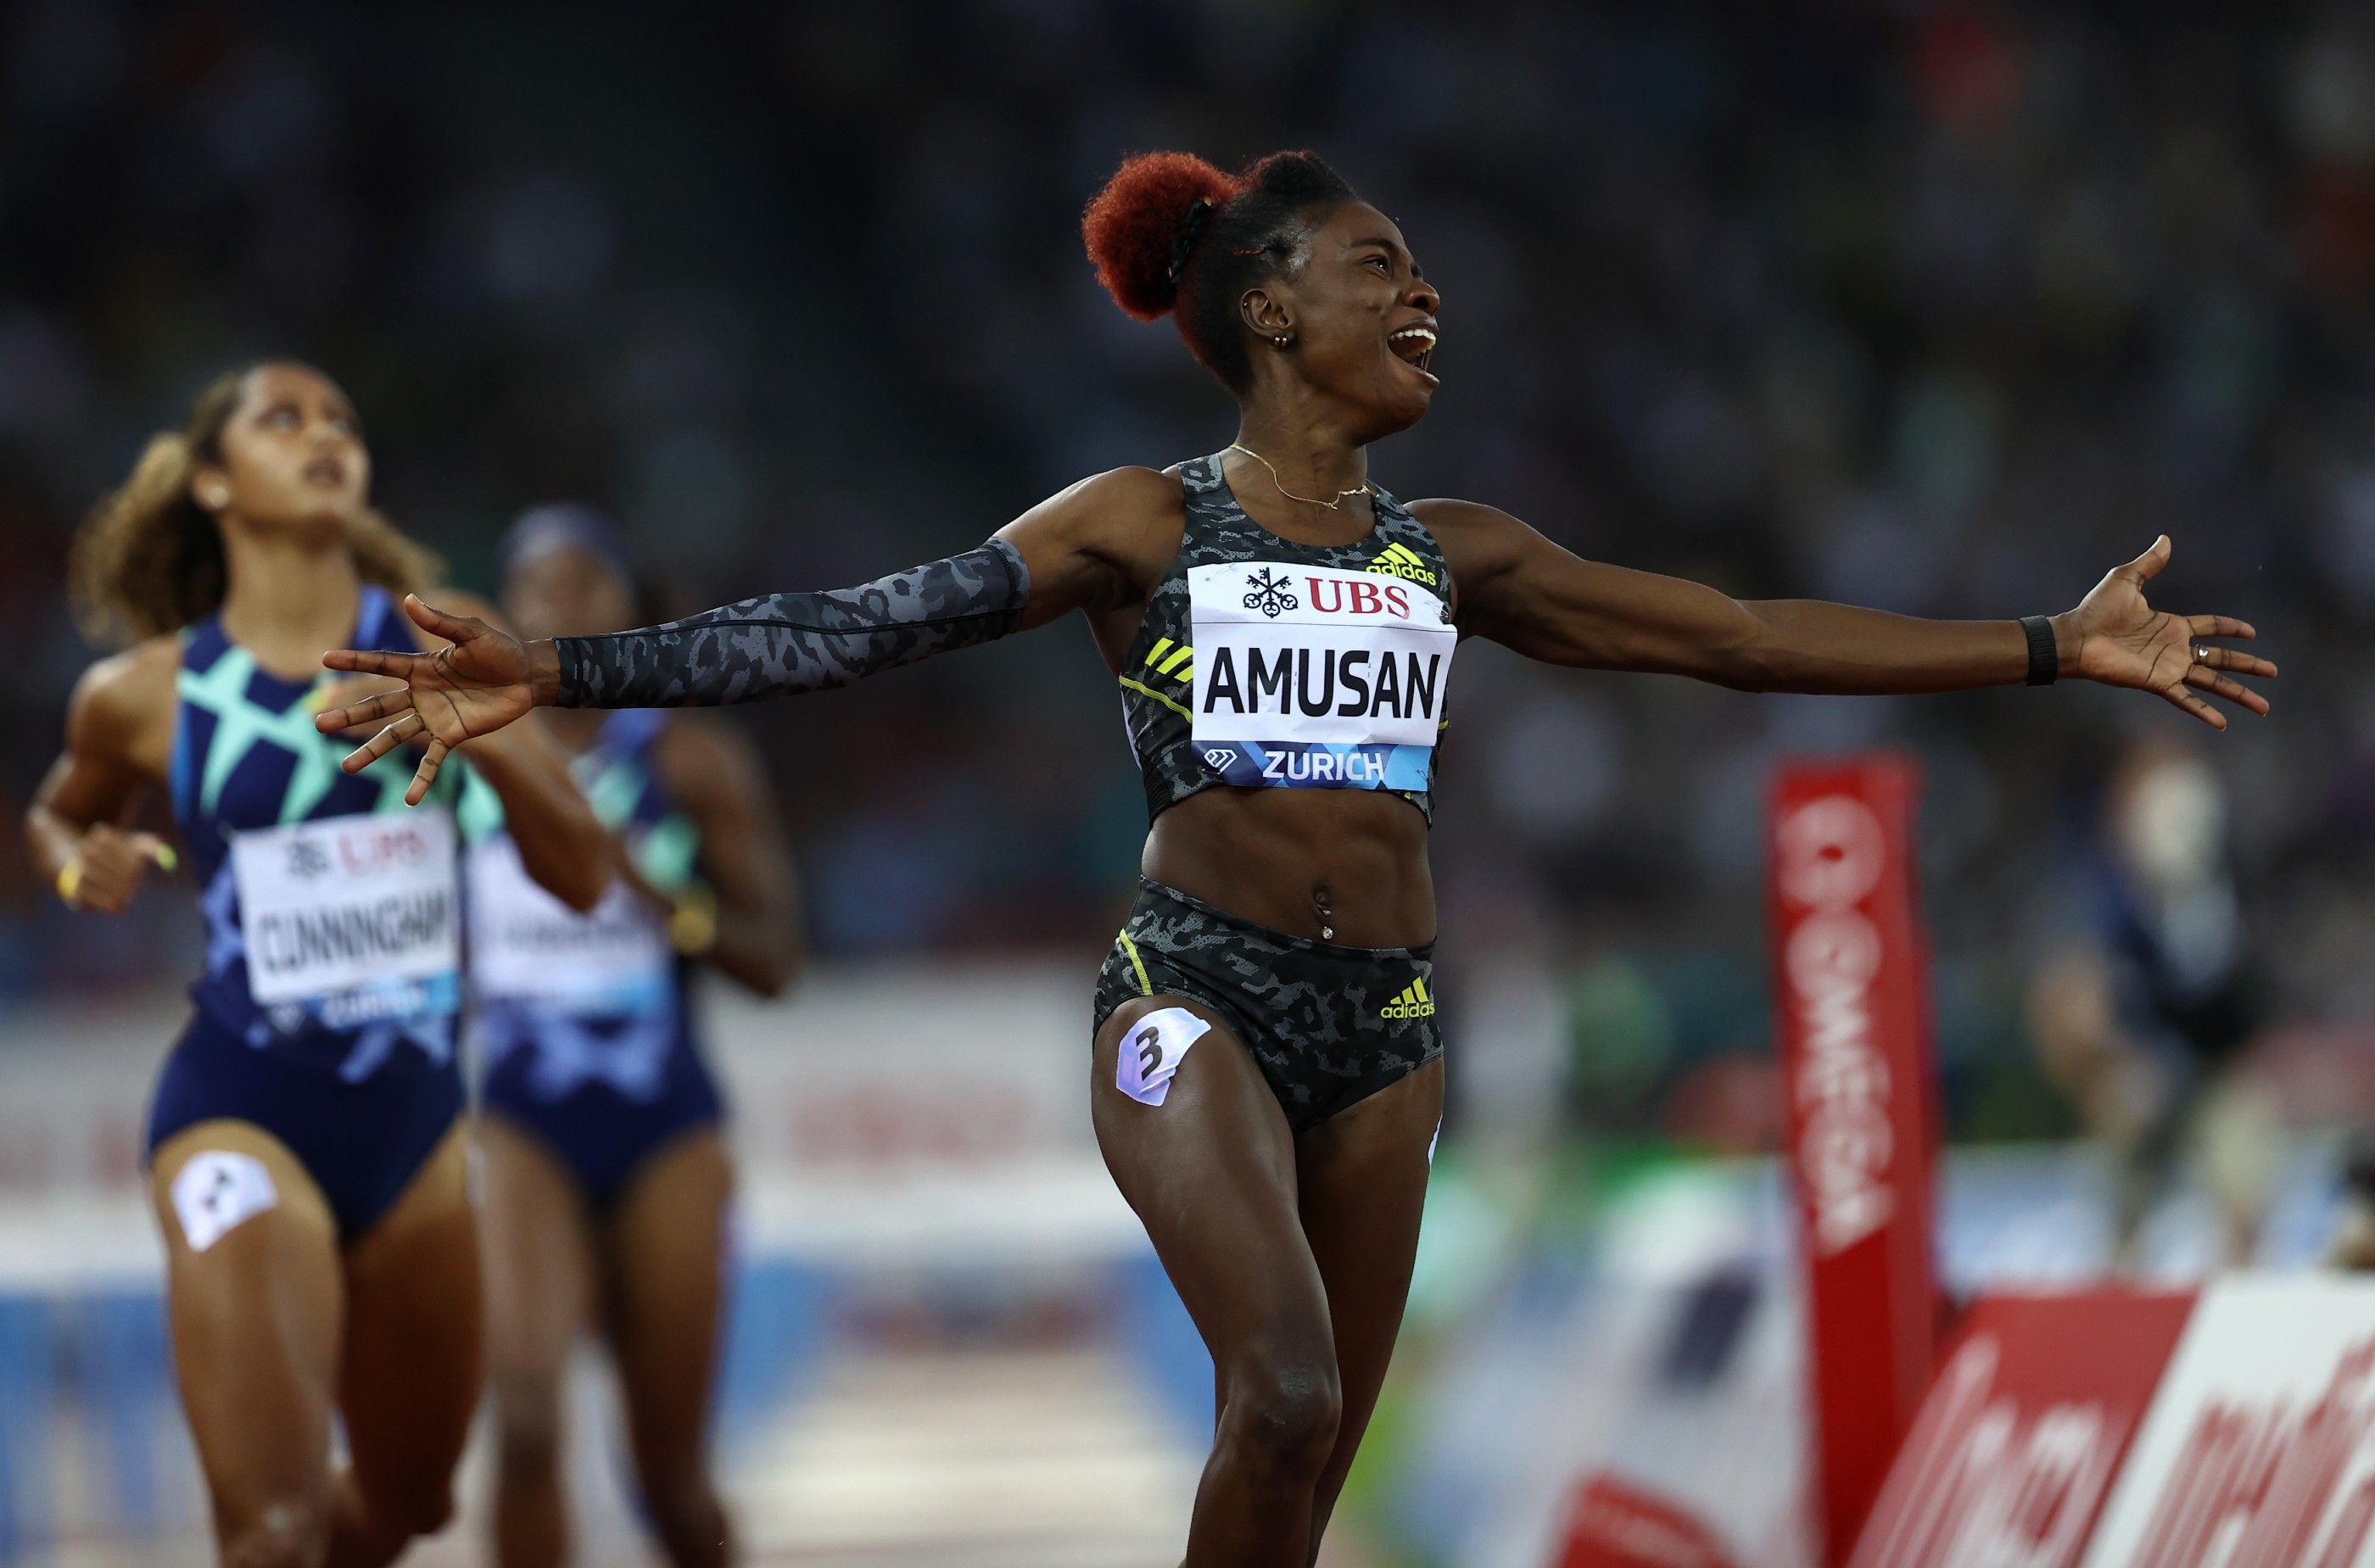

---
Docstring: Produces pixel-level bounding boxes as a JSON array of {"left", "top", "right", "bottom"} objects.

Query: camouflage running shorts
[{"left": 1093, "top": 879, "right": 1442, "bottom": 1133}]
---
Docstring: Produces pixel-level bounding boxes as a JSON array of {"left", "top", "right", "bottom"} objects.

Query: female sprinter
[
  {"left": 25, "top": 362, "right": 610, "bottom": 1568},
  {"left": 315, "top": 152, "right": 2277, "bottom": 1566},
  {"left": 466, "top": 506, "right": 801, "bottom": 1568}
]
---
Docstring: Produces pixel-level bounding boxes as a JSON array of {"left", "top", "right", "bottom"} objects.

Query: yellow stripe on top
[
  {"left": 1156, "top": 644, "right": 1193, "bottom": 678},
  {"left": 1144, "top": 638, "right": 1175, "bottom": 667},
  {"left": 1118, "top": 675, "right": 1191, "bottom": 721},
  {"left": 1413, "top": 975, "right": 1429, "bottom": 1003},
  {"left": 1117, "top": 929, "right": 1153, "bottom": 996},
  {"left": 1389, "top": 542, "right": 1427, "bottom": 568}
]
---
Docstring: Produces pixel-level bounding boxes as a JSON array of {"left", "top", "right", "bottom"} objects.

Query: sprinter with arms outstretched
[{"left": 316, "top": 153, "right": 2274, "bottom": 1566}]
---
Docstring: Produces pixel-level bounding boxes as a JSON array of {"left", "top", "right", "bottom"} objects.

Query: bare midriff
[{"left": 1140, "top": 785, "right": 1434, "bottom": 948}]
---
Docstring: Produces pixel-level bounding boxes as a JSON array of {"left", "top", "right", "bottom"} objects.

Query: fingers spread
[
  {"left": 2121, "top": 534, "right": 2173, "bottom": 584},
  {"left": 2195, "top": 646, "right": 2278, "bottom": 679},
  {"left": 2162, "top": 684, "right": 2227, "bottom": 730},
  {"left": 405, "top": 738, "right": 450, "bottom": 807},
  {"left": 403, "top": 595, "right": 475, "bottom": 642},
  {"left": 314, "top": 688, "right": 416, "bottom": 734},
  {"left": 2185, "top": 664, "right": 2271, "bottom": 716},
  {"left": 322, "top": 648, "right": 416, "bottom": 678},
  {"left": 339, "top": 713, "right": 421, "bottom": 773}
]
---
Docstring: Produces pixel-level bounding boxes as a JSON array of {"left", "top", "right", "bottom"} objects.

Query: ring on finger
[{"left": 2193, "top": 644, "right": 2211, "bottom": 663}]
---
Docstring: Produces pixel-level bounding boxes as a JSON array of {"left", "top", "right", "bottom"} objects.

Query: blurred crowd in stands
[{"left": 8, "top": 0, "right": 2375, "bottom": 1145}]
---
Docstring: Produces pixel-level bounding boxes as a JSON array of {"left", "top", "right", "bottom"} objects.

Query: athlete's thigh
[
  {"left": 1296, "top": 1058, "right": 1442, "bottom": 1454},
  {"left": 600, "top": 1129, "right": 734, "bottom": 1476},
  {"left": 151, "top": 1120, "right": 345, "bottom": 1522},
  {"left": 337, "top": 1120, "right": 483, "bottom": 1509},
  {"left": 478, "top": 1115, "right": 599, "bottom": 1402},
  {"left": 1092, "top": 996, "right": 1329, "bottom": 1359}
]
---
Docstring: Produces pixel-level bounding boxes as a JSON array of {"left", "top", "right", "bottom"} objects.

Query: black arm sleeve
[{"left": 554, "top": 538, "right": 1028, "bottom": 708}]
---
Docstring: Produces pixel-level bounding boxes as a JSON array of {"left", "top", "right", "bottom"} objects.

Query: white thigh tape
[
  {"left": 170, "top": 1150, "right": 279, "bottom": 1253},
  {"left": 1116, "top": 1007, "right": 1212, "bottom": 1108}
]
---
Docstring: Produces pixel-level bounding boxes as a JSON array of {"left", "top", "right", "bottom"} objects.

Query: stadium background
[{"left": 3, "top": 2, "right": 2372, "bottom": 1563}]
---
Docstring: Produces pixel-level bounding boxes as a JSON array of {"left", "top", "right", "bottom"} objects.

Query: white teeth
[{"left": 1390, "top": 326, "right": 1437, "bottom": 345}]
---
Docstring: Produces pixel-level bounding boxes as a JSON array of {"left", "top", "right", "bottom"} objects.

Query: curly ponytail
[
  {"left": 69, "top": 364, "right": 443, "bottom": 646},
  {"left": 1082, "top": 149, "right": 1358, "bottom": 393}
]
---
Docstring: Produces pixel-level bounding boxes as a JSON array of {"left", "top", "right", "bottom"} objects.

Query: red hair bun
[{"left": 1082, "top": 152, "right": 1243, "bottom": 321}]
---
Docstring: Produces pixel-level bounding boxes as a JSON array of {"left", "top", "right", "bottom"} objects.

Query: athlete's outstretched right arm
[{"left": 318, "top": 466, "right": 1176, "bottom": 802}]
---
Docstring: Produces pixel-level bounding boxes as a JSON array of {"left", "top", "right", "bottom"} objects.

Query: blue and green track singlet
[
  {"left": 170, "top": 585, "right": 464, "bottom": 1080},
  {"left": 462, "top": 709, "right": 728, "bottom": 1211}
]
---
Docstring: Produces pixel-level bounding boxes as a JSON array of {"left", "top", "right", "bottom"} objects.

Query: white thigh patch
[
  {"left": 170, "top": 1151, "right": 279, "bottom": 1253},
  {"left": 1115, "top": 1007, "right": 1213, "bottom": 1108}
]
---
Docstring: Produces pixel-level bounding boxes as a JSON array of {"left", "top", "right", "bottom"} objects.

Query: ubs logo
[
  {"left": 285, "top": 838, "right": 332, "bottom": 880},
  {"left": 1304, "top": 577, "right": 1413, "bottom": 619},
  {"left": 1241, "top": 568, "right": 1299, "bottom": 619}
]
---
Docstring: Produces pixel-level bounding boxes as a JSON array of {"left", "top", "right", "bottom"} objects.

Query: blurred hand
[
  {"left": 2065, "top": 537, "right": 2276, "bottom": 730},
  {"left": 61, "top": 823, "right": 176, "bottom": 913},
  {"left": 314, "top": 595, "right": 545, "bottom": 804}
]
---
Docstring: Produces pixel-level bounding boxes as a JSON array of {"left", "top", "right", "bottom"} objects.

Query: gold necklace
[{"left": 1228, "top": 443, "right": 1377, "bottom": 511}]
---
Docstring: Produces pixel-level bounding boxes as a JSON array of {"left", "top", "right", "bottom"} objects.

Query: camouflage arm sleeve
[{"left": 553, "top": 538, "right": 1028, "bottom": 708}]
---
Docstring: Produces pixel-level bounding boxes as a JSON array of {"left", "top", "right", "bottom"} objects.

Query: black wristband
[{"left": 2019, "top": 615, "right": 2058, "bottom": 686}]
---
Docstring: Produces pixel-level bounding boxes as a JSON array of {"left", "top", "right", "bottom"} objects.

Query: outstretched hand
[
  {"left": 315, "top": 594, "right": 545, "bottom": 803},
  {"left": 2064, "top": 537, "right": 2275, "bottom": 729}
]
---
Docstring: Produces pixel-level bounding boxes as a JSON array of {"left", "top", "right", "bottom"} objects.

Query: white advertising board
[{"left": 2082, "top": 1275, "right": 2375, "bottom": 1568}]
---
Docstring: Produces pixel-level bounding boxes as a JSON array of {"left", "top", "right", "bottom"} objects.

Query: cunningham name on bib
[
  {"left": 1188, "top": 561, "right": 1455, "bottom": 791},
  {"left": 230, "top": 808, "right": 461, "bottom": 1028}
]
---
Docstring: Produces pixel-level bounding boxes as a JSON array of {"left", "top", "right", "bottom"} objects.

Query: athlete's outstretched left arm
[{"left": 1417, "top": 499, "right": 2275, "bottom": 728}]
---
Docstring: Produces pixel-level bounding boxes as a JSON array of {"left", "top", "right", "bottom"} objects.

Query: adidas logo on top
[
  {"left": 1379, "top": 975, "right": 1436, "bottom": 1020},
  {"left": 1366, "top": 542, "right": 1438, "bottom": 588}
]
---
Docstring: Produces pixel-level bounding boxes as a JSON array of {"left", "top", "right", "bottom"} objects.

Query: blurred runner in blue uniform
[
  {"left": 468, "top": 507, "right": 802, "bottom": 1568},
  {"left": 25, "top": 364, "right": 609, "bottom": 1568}
]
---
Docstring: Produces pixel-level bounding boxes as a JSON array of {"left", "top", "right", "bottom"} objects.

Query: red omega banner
[{"left": 1769, "top": 756, "right": 1942, "bottom": 1563}]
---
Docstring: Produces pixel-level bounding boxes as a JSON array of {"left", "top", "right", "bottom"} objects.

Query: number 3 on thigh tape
[{"left": 1116, "top": 1007, "right": 1212, "bottom": 1108}]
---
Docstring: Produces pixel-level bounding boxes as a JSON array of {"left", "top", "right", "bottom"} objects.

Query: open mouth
[
  {"left": 1388, "top": 322, "right": 1438, "bottom": 381},
  {"left": 304, "top": 456, "right": 347, "bottom": 487}
]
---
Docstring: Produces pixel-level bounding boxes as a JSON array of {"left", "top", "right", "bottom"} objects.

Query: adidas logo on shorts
[
  {"left": 1379, "top": 975, "right": 1436, "bottom": 1021},
  {"left": 1366, "top": 542, "right": 1438, "bottom": 588}
]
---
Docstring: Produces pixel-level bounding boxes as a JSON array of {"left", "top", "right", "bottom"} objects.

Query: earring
[
  {"left": 206, "top": 488, "right": 230, "bottom": 508},
  {"left": 1272, "top": 333, "right": 1292, "bottom": 349}
]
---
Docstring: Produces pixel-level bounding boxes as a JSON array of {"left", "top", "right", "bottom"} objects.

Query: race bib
[
  {"left": 1188, "top": 561, "right": 1456, "bottom": 790},
  {"left": 466, "top": 836, "right": 672, "bottom": 1013},
  {"left": 232, "top": 810, "right": 460, "bottom": 1027}
]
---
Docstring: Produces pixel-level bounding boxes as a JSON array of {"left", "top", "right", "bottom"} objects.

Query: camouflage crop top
[{"left": 1117, "top": 453, "right": 1456, "bottom": 824}]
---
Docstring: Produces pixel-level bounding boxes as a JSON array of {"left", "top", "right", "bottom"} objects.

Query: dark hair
[
  {"left": 500, "top": 501, "right": 673, "bottom": 623},
  {"left": 69, "top": 363, "right": 440, "bottom": 645},
  {"left": 1082, "top": 150, "right": 1359, "bottom": 393}
]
